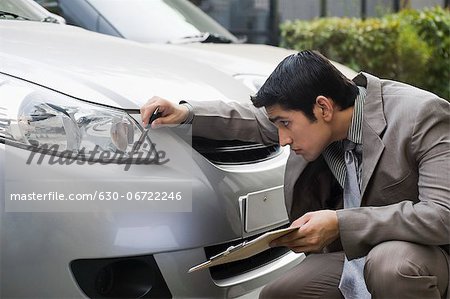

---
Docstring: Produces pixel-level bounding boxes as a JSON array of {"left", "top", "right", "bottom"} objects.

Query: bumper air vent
[{"left": 70, "top": 255, "right": 171, "bottom": 299}]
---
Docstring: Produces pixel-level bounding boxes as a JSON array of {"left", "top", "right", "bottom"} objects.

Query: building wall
[
  {"left": 409, "top": 0, "right": 444, "bottom": 10},
  {"left": 195, "top": 0, "right": 447, "bottom": 44},
  {"left": 277, "top": 0, "right": 445, "bottom": 21}
]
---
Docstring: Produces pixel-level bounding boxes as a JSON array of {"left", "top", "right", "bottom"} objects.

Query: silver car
[
  {"left": 1, "top": 1, "right": 359, "bottom": 298},
  {"left": 0, "top": 2, "right": 308, "bottom": 298}
]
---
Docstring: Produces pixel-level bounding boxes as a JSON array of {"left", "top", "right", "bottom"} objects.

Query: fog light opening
[{"left": 95, "top": 260, "right": 154, "bottom": 298}]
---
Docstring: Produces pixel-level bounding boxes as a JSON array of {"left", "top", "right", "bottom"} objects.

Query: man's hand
[
  {"left": 140, "top": 96, "right": 189, "bottom": 127},
  {"left": 271, "top": 210, "right": 339, "bottom": 253}
]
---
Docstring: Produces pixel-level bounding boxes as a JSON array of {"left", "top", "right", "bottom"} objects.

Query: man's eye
[{"left": 281, "top": 121, "right": 290, "bottom": 127}]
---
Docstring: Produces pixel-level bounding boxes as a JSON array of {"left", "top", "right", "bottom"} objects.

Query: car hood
[
  {"left": 0, "top": 21, "right": 254, "bottom": 109},
  {"left": 182, "top": 43, "right": 357, "bottom": 79},
  {"left": 179, "top": 43, "right": 296, "bottom": 77}
]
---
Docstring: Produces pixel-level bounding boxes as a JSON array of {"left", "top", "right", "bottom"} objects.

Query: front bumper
[{"left": 1, "top": 131, "right": 303, "bottom": 298}]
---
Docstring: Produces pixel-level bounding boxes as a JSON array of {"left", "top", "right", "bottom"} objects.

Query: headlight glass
[
  {"left": 0, "top": 74, "right": 149, "bottom": 160},
  {"left": 233, "top": 74, "right": 268, "bottom": 93}
]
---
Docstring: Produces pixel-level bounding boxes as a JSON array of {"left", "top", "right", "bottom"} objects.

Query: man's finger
[
  {"left": 140, "top": 96, "right": 165, "bottom": 124},
  {"left": 141, "top": 103, "right": 159, "bottom": 126},
  {"left": 270, "top": 228, "right": 303, "bottom": 247},
  {"left": 291, "top": 212, "right": 312, "bottom": 228},
  {"left": 151, "top": 115, "right": 171, "bottom": 127},
  {"left": 290, "top": 245, "right": 321, "bottom": 254}
]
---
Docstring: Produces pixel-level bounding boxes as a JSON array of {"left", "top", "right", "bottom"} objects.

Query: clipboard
[{"left": 188, "top": 226, "right": 299, "bottom": 273}]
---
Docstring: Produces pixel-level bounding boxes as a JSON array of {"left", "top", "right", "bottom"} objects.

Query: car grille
[
  {"left": 192, "top": 137, "right": 281, "bottom": 165},
  {"left": 204, "top": 225, "right": 291, "bottom": 280}
]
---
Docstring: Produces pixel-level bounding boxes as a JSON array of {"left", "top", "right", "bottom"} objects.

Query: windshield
[
  {"left": 0, "top": 0, "right": 48, "bottom": 21},
  {"left": 87, "top": 0, "right": 239, "bottom": 43}
]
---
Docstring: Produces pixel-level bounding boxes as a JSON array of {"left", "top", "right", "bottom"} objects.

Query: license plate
[{"left": 244, "top": 186, "right": 288, "bottom": 233}]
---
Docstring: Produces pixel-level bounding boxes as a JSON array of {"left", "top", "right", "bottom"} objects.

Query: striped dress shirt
[{"left": 322, "top": 87, "right": 367, "bottom": 189}]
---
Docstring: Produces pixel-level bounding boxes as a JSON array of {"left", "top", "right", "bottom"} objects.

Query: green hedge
[{"left": 280, "top": 7, "right": 450, "bottom": 100}]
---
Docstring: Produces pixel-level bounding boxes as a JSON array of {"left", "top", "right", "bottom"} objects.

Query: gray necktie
[{"left": 338, "top": 140, "right": 371, "bottom": 299}]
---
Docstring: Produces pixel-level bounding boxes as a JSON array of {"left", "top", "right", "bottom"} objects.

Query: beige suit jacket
[{"left": 189, "top": 72, "right": 450, "bottom": 259}]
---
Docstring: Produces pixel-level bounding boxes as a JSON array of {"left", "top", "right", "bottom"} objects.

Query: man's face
[{"left": 266, "top": 104, "right": 333, "bottom": 161}]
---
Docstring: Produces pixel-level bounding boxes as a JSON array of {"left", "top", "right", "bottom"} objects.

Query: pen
[{"left": 131, "top": 107, "right": 162, "bottom": 153}]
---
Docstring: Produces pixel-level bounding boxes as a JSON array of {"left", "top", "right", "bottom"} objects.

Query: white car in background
[{"left": 36, "top": 0, "right": 356, "bottom": 92}]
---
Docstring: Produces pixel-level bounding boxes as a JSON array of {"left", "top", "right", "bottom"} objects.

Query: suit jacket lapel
[
  {"left": 361, "top": 121, "right": 385, "bottom": 196},
  {"left": 358, "top": 73, "right": 387, "bottom": 196}
]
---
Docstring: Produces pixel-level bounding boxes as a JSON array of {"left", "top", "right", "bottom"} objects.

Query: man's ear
[{"left": 315, "top": 96, "right": 334, "bottom": 121}]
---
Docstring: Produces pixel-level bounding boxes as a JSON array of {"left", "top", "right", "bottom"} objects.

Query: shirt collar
[{"left": 347, "top": 86, "right": 366, "bottom": 144}]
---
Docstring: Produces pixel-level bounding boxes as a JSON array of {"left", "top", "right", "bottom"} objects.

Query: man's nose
[{"left": 278, "top": 129, "right": 292, "bottom": 146}]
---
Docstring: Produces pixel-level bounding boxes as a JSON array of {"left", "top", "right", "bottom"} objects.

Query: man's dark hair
[{"left": 251, "top": 50, "right": 358, "bottom": 121}]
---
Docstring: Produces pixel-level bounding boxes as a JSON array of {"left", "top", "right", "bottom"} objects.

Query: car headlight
[
  {"left": 233, "top": 74, "right": 268, "bottom": 93},
  {"left": 0, "top": 74, "right": 149, "bottom": 160}
]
